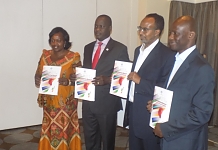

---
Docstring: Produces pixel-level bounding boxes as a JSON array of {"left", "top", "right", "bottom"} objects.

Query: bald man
[{"left": 152, "top": 16, "right": 215, "bottom": 150}]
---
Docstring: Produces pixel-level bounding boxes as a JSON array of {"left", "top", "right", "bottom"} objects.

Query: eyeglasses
[{"left": 137, "top": 26, "right": 155, "bottom": 32}]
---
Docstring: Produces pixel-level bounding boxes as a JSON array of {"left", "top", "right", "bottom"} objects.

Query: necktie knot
[{"left": 98, "top": 42, "right": 103, "bottom": 46}]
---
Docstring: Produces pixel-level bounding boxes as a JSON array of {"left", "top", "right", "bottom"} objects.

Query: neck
[
  {"left": 53, "top": 49, "right": 68, "bottom": 57},
  {"left": 143, "top": 38, "right": 158, "bottom": 49}
]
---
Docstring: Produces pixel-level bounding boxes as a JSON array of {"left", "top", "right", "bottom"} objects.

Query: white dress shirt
[
  {"left": 129, "top": 39, "right": 159, "bottom": 102},
  {"left": 166, "top": 45, "right": 196, "bottom": 88},
  {"left": 92, "top": 37, "right": 110, "bottom": 61}
]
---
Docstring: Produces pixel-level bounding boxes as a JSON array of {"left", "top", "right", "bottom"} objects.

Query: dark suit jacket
[
  {"left": 82, "top": 38, "right": 129, "bottom": 115},
  {"left": 124, "top": 42, "right": 176, "bottom": 139},
  {"left": 160, "top": 49, "right": 215, "bottom": 150}
]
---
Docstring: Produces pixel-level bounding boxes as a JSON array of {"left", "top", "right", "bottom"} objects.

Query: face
[
  {"left": 50, "top": 32, "right": 65, "bottom": 52},
  {"left": 138, "top": 17, "right": 160, "bottom": 48},
  {"left": 94, "top": 17, "right": 111, "bottom": 41},
  {"left": 168, "top": 22, "right": 190, "bottom": 53}
]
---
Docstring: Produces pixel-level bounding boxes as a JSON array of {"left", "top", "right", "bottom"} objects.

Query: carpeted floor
[{"left": 0, "top": 120, "right": 217, "bottom": 150}]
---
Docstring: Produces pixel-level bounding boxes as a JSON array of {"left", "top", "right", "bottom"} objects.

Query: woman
[{"left": 35, "top": 27, "right": 82, "bottom": 150}]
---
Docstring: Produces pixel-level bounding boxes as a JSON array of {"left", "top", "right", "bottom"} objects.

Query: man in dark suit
[
  {"left": 124, "top": 13, "right": 175, "bottom": 150},
  {"left": 152, "top": 16, "right": 215, "bottom": 150},
  {"left": 82, "top": 15, "right": 129, "bottom": 150}
]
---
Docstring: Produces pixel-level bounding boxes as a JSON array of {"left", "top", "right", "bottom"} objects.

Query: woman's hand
[
  {"left": 59, "top": 77, "right": 69, "bottom": 86},
  {"left": 35, "top": 74, "right": 41, "bottom": 88},
  {"left": 69, "top": 74, "right": 76, "bottom": 86},
  {"left": 72, "top": 61, "right": 82, "bottom": 68}
]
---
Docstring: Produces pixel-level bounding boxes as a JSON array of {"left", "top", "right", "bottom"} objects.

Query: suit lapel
[
  {"left": 95, "top": 38, "right": 114, "bottom": 69},
  {"left": 168, "top": 49, "right": 198, "bottom": 87},
  {"left": 137, "top": 42, "right": 161, "bottom": 74},
  {"left": 87, "top": 42, "right": 95, "bottom": 69},
  {"left": 131, "top": 47, "right": 140, "bottom": 72}
]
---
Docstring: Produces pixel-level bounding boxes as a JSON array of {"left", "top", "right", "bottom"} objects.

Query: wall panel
[{"left": 0, "top": 0, "right": 43, "bottom": 130}]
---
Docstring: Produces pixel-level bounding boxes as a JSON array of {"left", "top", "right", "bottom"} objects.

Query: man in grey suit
[
  {"left": 82, "top": 15, "right": 129, "bottom": 150},
  {"left": 124, "top": 13, "right": 175, "bottom": 150},
  {"left": 152, "top": 16, "right": 215, "bottom": 150}
]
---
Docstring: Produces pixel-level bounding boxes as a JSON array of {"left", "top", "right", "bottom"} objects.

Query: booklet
[
  {"left": 74, "top": 67, "right": 96, "bottom": 101},
  {"left": 39, "top": 66, "right": 61, "bottom": 95},
  {"left": 149, "top": 86, "right": 173, "bottom": 128},
  {"left": 110, "top": 60, "right": 132, "bottom": 98}
]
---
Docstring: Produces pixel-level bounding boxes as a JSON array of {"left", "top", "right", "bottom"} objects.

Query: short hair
[
  {"left": 48, "top": 27, "right": 72, "bottom": 50},
  {"left": 146, "top": 13, "right": 164, "bottom": 35},
  {"left": 97, "top": 14, "right": 112, "bottom": 27}
]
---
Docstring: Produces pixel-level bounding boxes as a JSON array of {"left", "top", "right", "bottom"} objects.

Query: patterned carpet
[{"left": 0, "top": 120, "right": 217, "bottom": 150}]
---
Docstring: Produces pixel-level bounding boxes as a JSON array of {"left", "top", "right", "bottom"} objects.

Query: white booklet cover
[
  {"left": 149, "top": 86, "right": 173, "bottom": 128},
  {"left": 74, "top": 67, "right": 96, "bottom": 101},
  {"left": 110, "top": 60, "right": 132, "bottom": 98},
  {"left": 39, "top": 66, "right": 61, "bottom": 95}
]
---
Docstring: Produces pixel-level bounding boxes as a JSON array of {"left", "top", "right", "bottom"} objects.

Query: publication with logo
[
  {"left": 39, "top": 66, "right": 61, "bottom": 95},
  {"left": 110, "top": 60, "right": 132, "bottom": 98},
  {"left": 74, "top": 67, "right": 96, "bottom": 101},
  {"left": 149, "top": 86, "right": 173, "bottom": 128}
]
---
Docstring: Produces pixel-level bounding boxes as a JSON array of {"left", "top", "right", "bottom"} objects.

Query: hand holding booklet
[
  {"left": 110, "top": 60, "right": 132, "bottom": 98},
  {"left": 39, "top": 66, "right": 61, "bottom": 95},
  {"left": 149, "top": 86, "right": 173, "bottom": 128}
]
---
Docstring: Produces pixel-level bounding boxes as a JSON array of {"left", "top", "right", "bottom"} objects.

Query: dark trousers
[
  {"left": 82, "top": 107, "right": 117, "bottom": 150},
  {"left": 129, "top": 103, "right": 160, "bottom": 150}
]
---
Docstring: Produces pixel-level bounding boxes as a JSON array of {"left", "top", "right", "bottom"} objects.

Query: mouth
[
  {"left": 169, "top": 42, "right": 176, "bottom": 46},
  {"left": 95, "top": 34, "right": 101, "bottom": 37},
  {"left": 95, "top": 32, "right": 101, "bottom": 36},
  {"left": 52, "top": 46, "right": 59, "bottom": 50}
]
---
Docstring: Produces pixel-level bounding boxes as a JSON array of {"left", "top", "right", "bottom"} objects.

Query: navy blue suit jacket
[
  {"left": 160, "top": 49, "right": 215, "bottom": 150},
  {"left": 124, "top": 42, "right": 175, "bottom": 139},
  {"left": 82, "top": 38, "right": 129, "bottom": 115}
]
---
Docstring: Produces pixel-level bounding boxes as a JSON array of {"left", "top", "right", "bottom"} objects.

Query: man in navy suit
[
  {"left": 124, "top": 13, "right": 175, "bottom": 150},
  {"left": 82, "top": 15, "right": 129, "bottom": 150},
  {"left": 152, "top": 16, "right": 215, "bottom": 150}
]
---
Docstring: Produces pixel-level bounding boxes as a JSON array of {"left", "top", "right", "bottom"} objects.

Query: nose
[
  {"left": 138, "top": 30, "right": 144, "bottom": 36},
  {"left": 169, "top": 33, "right": 174, "bottom": 40},
  {"left": 51, "top": 41, "right": 58, "bottom": 47}
]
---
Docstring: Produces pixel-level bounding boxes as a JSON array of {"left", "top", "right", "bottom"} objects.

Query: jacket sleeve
[{"left": 160, "top": 64, "right": 214, "bottom": 141}]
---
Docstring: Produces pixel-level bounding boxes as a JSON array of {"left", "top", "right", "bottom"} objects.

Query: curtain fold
[{"left": 169, "top": 1, "right": 218, "bottom": 125}]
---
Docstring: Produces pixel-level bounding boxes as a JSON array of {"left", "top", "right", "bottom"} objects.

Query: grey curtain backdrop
[{"left": 169, "top": 1, "right": 218, "bottom": 126}]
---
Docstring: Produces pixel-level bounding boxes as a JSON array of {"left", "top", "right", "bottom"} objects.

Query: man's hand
[
  {"left": 153, "top": 123, "right": 163, "bottom": 137},
  {"left": 147, "top": 100, "right": 152, "bottom": 112},
  {"left": 92, "top": 75, "right": 111, "bottom": 86},
  {"left": 127, "top": 72, "right": 141, "bottom": 84}
]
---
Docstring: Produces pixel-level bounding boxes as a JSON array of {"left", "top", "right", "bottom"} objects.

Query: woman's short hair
[{"left": 48, "top": 27, "right": 72, "bottom": 50}]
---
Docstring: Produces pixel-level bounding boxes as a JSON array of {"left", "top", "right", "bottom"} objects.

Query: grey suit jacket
[
  {"left": 160, "top": 49, "right": 215, "bottom": 150},
  {"left": 82, "top": 38, "right": 129, "bottom": 115}
]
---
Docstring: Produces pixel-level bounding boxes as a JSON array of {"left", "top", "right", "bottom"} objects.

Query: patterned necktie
[{"left": 92, "top": 42, "right": 103, "bottom": 69}]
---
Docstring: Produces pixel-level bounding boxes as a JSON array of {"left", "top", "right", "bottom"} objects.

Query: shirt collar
[
  {"left": 96, "top": 37, "right": 111, "bottom": 45},
  {"left": 140, "top": 39, "right": 159, "bottom": 52},
  {"left": 176, "top": 45, "right": 196, "bottom": 61}
]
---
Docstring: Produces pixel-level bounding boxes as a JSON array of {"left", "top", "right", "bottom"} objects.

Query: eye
[{"left": 95, "top": 25, "right": 106, "bottom": 29}]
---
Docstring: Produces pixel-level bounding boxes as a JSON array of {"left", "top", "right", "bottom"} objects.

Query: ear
[
  {"left": 155, "top": 29, "right": 161, "bottom": 37},
  {"left": 109, "top": 26, "right": 112, "bottom": 34},
  {"left": 188, "top": 31, "right": 195, "bottom": 39}
]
